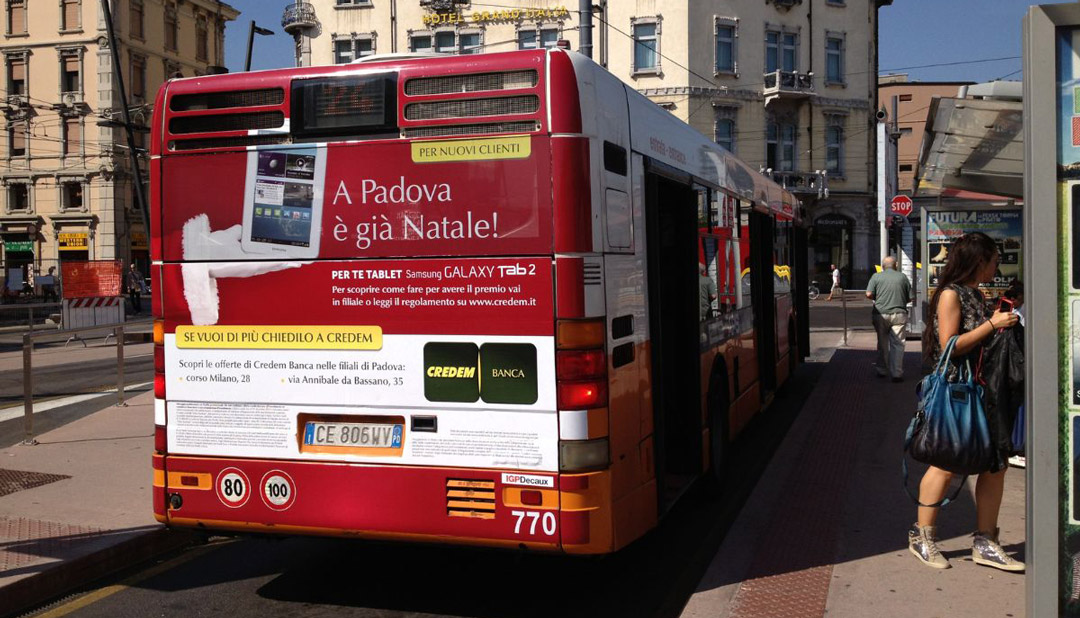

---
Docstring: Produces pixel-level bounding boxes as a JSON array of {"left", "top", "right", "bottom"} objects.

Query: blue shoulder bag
[{"left": 903, "top": 336, "right": 995, "bottom": 507}]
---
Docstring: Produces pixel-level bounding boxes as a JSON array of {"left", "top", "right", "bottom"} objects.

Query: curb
[{"left": 3, "top": 526, "right": 195, "bottom": 618}]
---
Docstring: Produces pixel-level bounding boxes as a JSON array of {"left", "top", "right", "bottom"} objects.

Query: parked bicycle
[{"left": 808, "top": 281, "right": 821, "bottom": 300}]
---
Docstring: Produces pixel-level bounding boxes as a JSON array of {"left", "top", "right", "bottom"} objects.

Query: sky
[{"left": 225, "top": 0, "right": 1073, "bottom": 82}]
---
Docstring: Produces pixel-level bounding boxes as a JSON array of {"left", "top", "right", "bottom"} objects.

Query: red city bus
[{"left": 150, "top": 49, "right": 805, "bottom": 554}]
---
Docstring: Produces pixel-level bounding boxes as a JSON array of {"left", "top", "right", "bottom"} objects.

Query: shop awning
[{"left": 914, "top": 96, "right": 1024, "bottom": 199}]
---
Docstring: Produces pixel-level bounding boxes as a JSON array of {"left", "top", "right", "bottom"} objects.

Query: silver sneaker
[
  {"left": 909, "top": 524, "right": 950, "bottom": 569},
  {"left": 972, "top": 528, "right": 1025, "bottom": 572}
]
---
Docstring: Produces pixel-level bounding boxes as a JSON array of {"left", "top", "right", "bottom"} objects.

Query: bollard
[
  {"left": 27, "top": 306, "right": 33, "bottom": 330},
  {"left": 115, "top": 326, "right": 127, "bottom": 407},
  {"left": 841, "top": 290, "right": 849, "bottom": 346},
  {"left": 22, "top": 333, "right": 36, "bottom": 445}
]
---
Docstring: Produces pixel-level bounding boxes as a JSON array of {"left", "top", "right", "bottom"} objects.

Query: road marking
[
  {"left": 32, "top": 539, "right": 232, "bottom": 618},
  {"left": 0, "top": 382, "right": 153, "bottom": 422}
]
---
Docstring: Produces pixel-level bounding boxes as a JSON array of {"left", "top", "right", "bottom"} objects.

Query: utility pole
[
  {"left": 579, "top": 0, "right": 592, "bottom": 58},
  {"left": 100, "top": 0, "right": 149, "bottom": 251}
]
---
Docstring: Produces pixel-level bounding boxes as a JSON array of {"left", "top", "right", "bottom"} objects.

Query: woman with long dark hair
[{"left": 909, "top": 232, "right": 1024, "bottom": 571}]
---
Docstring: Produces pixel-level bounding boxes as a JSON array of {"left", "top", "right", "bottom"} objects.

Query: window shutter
[
  {"left": 11, "top": 3, "right": 25, "bottom": 34},
  {"left": 65, "top": 118, "right": 81, "bottom": 153},
  {"left": 12, "top": 122, "right": 25, "bottom": 152},
  {"left": 64, "top": 0, "right": 79, "bottom": 30},
  {"left": 10, "top": 58, "right": 25, "bottom": 82},
  {"left": 64, "top": 55, "right": 79, "bottom": 74}
]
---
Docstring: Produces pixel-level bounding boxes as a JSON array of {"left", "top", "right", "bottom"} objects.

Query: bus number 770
[{"left": 511, "top": 510, "right": 557, "bottom": 536}]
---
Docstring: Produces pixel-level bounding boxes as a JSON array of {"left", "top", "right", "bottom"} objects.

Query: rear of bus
[{"left": 150, "top": 50, "right": 617, "bottom": 553}]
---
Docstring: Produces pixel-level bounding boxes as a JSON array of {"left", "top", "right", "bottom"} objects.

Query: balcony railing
[
  {"left": 763, "top": 70, "right": 814, "bottom": 105},
  {"left": 282, "top": 2, "right": 317, "bottom": 33},
  {"left": 765, "top": 169, "right": 829, "bottom": 197}
]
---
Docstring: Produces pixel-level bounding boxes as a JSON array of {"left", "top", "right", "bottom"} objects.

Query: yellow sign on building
[
  {"left": 422, "top": 6, "right": 569, "bottom": 26},
  {"left": 58, "top": 232, "right": 88, "bottom": 251}
]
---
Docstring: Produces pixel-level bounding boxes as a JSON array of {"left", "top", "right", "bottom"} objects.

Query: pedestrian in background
[
  {"left": 909, "top": 232, "right": 1024, "bottom": 572},
  {"left": 827, "top": 263, "right": 842, "bottom": 301},
  {"left": 867, "top": 256, "right": 911, "bottom": 382},
  {"left": 126, "top": 263, "right": 144, "bottom": 315},
  {"left": 41, "top": 266, "right": 58, "bottom": 303}
]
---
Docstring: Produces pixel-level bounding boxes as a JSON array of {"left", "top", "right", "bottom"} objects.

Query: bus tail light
[
  {"left": 153, "top": 319, "right": 166, "bottom": 399},
  {"left": 153, "top": 319, "right": 165, "bottom": 346},
  {"left": 521, "top": 490, "right": 543, "bottom": 506},
  {"left": 556, "top": 319, "right": 604, "bottom": 349},
  {"left": 558, "top": 379, "right": 608, "bottom": 409},
  {"left": 154, "top": 373, "right": 166, "bottom": 399},
  {"left": 556, "top": 349, "right": 605, "bottom": 380},
  {"left": 559, "top": 438, "right": 609, "bottom": 471},
  {"left": 154, "top": 425, "right": 167, "bottom": 452},
  {"left": 556, "top": 319, "right": 609, "bottom": 471}
]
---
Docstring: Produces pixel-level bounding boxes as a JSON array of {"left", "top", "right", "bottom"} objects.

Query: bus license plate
[{"left": 303, "top": 422, "right": 403, "bottom": 448}]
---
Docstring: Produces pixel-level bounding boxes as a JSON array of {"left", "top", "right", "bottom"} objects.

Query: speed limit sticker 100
[
  {"left": 260, "top": 470, "right": 296, "bottom": 511},
  {"left": 216, "top": 468, "right": 251, "bottom": 508}
]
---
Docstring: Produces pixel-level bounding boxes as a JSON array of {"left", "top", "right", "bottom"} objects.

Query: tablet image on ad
[{"left": 241, "top": 146, "right": 325, "bottom": 258}]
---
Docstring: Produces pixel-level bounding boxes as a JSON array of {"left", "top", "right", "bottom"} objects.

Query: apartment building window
[
  {"left": 825, "top": 126, "right": 844, "bottom": 174},
  {"left": 631, "top": 17, "right": 661, "bottom": 74},
  {"left": 164, "top": 4, "right": 178, "bottom": 51},
  {"left": 409, "top": 31, "right": 432, "bottom": 52},
  {"left": 60, "top": 0, "right": 80, "bottom": 32},
  {"left": 8, "top": 120, "right": 25, "bottom": 156},
  {"left": 196, "top": 15, "right": 208, "bottom": 62},
  {"left": 336, "top": 0, "right": 373, "bottom": 5},
  {"left": 714, "top": 106, "right": 737, "bottom": 153},
  {"left": 826, "top": 33, "right": 845, "bottom": 84},
  {"left": 434, "top": 31, "right": 455, "bottom": 54},
  {"left": 130, "top": 0, "right": 143, "bottom": 39},
  {"left": 130, "top": 54, "right": 146, "bottom": 100},
  {"left": 63, "top": 117, "right": 81, "bottom": 156},
  {"left": 334, "top": 35, "right": 374, "bottom": 63},
  {"left": 60, "top": 50, "right": 80, "bottom": 94},
  {"left": 765, "top": 29, "right": 797, "bottom": 73},
  {"left": 766, "top": 122, "right": 796, "bottom": 171},
  {"left": 518, "top": 26, "right": 559, "bottom": 50},
  {"left": 7, "top": 182, "right": 29, "bottom": 211},
  {"left": 715, "top": 17, "right": 737, "bottom": 74},
  {"left": 459, "top": 31, "right": 482, "bottom": 54},
  {"left": 61, "top": 181, "right": 83, "bottom": 211},
  {"left": 7, "top": 0, "right": 26, "bottom": 36},
  {"left": 7, "top": 53, "right": 26, "bottom": 96}
]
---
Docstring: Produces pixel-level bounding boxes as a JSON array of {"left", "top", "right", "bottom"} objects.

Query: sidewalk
[
  {"left": 0, "top": 390, "right": 186, "bottom": 616},
  {"left": 680, "top": 331, "right": 1026, "bottom": 618}
]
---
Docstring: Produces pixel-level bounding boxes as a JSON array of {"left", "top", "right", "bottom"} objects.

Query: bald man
[{"left": 866, "top": 256, "right": 912, "bottom": 381}]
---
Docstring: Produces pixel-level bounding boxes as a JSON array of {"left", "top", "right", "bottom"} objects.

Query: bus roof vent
[
  {"left": 402, "top": 120, "right": 539, "bottom": 140},
  {"left": 404, "top": 95, "right": 539, "bottom": 121},
  {"left": 168, "top": 134, "right": 290, "bottom": 152},
  {"left": 405, "top": 70, "right": 538, "bottom": 96},
  {"left": 169, "top": 111, "right": 285, "bottom": 134},
  {"left": 445, "top": 478, "right": 495, "bottom": 520},
  {"left": 170, "top": 88, "right": 285, "bottom": 111}
]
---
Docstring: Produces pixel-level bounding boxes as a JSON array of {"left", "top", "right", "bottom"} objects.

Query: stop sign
[{"left": 890, "top": 195, "right": 913, "bottom": 217}]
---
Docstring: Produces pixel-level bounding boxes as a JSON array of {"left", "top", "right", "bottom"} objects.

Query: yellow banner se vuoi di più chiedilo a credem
[{"left": 175, "top": 326, "right": 382, "bottom": 350}]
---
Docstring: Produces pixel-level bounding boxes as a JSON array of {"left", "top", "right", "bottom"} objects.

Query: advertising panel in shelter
[{"left": 925, "top": 209, "right": 1022, "bottom": 300}]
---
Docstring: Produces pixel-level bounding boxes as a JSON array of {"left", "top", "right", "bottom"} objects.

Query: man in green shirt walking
[{"left": 866, "top": 256, "right": 912, "bottom": 381}]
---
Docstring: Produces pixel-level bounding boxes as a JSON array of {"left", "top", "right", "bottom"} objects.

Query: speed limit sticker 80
[
  {"left": 216, "top": 468, "right": 251, "bottom": 508},
  {"left": 260, "top": 470, "right": 296, "bottom": 511}
]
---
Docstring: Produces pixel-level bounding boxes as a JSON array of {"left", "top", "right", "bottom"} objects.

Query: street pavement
[{"left": 0, "top": 327, "right": 1027, "bottom": 617}]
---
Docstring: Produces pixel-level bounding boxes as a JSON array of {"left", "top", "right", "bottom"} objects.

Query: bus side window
[
  {"left": 700, "top": 236, "right": 720, "bottom": 321},
  {"left": 739, "top": 207, "right": 752, "bottom": 308}
]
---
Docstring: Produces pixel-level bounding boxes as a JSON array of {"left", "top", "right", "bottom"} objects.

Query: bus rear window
[{"left": 291, "top": 73, "right": 397, "bottom": 138}]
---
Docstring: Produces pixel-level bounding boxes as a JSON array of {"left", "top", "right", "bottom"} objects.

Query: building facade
[
  {"left": 293, "top": 0, "right": 885, "bottom": 286},
  {"left": 0, "top": 0, "right": 237, "bottom": 297}
]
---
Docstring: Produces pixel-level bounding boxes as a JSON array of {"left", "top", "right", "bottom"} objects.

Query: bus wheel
[{"left": 707, "top": 363, "right": 731, "bottom": 483}]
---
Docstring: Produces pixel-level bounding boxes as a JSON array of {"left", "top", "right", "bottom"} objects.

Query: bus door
[
  {"left": 644, "top": 165, "right": 703, "bottom": 508},
  {"left": 747, "top": 209, "right": 777, "bottom": 395}
]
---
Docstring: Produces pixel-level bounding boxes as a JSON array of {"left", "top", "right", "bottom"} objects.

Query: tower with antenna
[{"left": 281, "top": 1, "right": 318, "bottom": 67}]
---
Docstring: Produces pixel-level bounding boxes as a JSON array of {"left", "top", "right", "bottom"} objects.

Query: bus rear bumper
[{"left": 152, "top": 454, "right": 612, "bottom": 554}]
